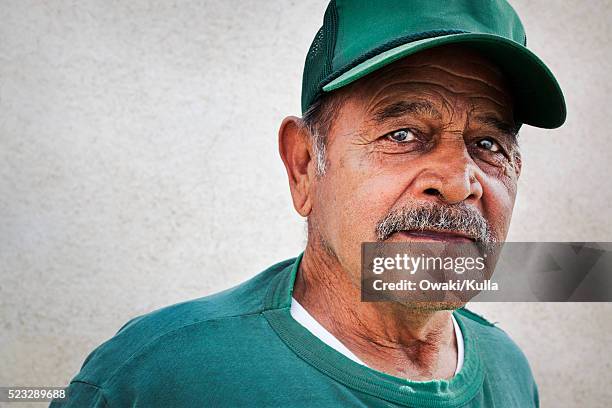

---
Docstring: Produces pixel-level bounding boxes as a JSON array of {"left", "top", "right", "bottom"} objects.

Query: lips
[{"left": 394, "top": 230, "right": 476, "bottom": 242}]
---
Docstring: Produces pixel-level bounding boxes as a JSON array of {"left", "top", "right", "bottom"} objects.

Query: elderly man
[{"left": 53, "top": 0, "right": 565, "bottom": 407}]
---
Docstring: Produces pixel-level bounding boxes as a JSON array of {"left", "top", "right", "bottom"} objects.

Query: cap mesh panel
[{"left": 301, "top": 0, "right": 338, "bottom": 114}]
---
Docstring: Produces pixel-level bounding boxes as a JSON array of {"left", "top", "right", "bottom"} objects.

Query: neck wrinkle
[{"left": 293, "top": 236, "right": 457, "bottom": 379}]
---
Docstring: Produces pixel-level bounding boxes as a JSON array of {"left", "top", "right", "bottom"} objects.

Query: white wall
[{"left": 1, "top": 1, "right": 611, "bottom": 407}]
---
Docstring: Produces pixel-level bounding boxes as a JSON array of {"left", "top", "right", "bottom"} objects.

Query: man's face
[{"left": 309, "top": 45, "right": 522, "bottom": 283}]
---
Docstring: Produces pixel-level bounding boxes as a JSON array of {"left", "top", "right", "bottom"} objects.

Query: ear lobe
[{"left": 278, "top": 116, "right": 313, "bottom": 217}]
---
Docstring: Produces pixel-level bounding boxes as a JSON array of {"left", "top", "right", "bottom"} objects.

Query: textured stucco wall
[{"left": 1, "top": 1, "right": 611, "bottom": 407}]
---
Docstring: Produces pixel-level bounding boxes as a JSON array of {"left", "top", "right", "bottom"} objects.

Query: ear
[
  {"left": 514, "top": 151, "right": 523, "bottom": 179},
  {"left": 278, "top": 116, "right": 314, "bottom": 217}
]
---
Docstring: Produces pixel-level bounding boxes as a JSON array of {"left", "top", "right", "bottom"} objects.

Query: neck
[{"left": 293, "top": 236, "right": 458, "bottom": 380}]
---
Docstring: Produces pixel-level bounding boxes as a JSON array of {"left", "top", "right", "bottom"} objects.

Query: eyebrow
[
  {"left": 371, "top": 101, "right": 442, "bottom": 123},
  {"left": 474, "top": 114, "right": 519, "bottom": 137}
]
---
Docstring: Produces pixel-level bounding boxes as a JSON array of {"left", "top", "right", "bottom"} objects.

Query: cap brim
[{"left": 322, "top": 33, "right": 566, "bottom": 129}]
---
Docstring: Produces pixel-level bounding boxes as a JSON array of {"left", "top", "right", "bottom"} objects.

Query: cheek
[
  {"left": 482, "top": 174, "right": 518, "bottom": 239},
  {"left": 314, "top": 151, "right": 408, "bottom": 269},
  {"left": 330, "top": 156, "right": 408, "bottom": 236}
]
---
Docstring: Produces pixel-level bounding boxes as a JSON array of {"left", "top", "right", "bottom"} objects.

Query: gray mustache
[{"left": 375, "top": 201, "right": 494, "bottom": 243}]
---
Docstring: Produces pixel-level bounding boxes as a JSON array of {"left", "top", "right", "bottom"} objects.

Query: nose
[{"left": 412, "top": 146, "right": 483, "bottom": 205}]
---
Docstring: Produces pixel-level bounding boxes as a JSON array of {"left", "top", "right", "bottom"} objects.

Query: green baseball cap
[{"left": 301, "top": 0, "right": 566, "bottom": 129}]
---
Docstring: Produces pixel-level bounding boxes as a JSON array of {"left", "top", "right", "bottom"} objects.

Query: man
[{"left": 53, "top": 0, "right": 565, "bottom": 407}]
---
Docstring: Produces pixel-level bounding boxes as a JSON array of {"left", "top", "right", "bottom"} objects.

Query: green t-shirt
[{"left": 52, "top": 254, "right": 539, "bottom": 407}]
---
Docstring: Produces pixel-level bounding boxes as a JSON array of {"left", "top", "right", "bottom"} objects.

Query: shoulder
[
  {"left": 454, "top": 307, "right": 497, "bottom": 328},
  {"left": 455, "top": 307, "right": 523, "bottom": 351},
  {"left": 455, "top": 307, "right": 536, "bottom": 384},
  {"left": 72, "top": 257, "right": 295, "bottom": 388},
  {"left": 455, "top": 307, "right": 526, "bottom": 359}
]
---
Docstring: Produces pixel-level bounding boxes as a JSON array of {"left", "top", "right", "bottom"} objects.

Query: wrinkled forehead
[{"left": 337, "top": 44, "right": 515, "bottom": 119}]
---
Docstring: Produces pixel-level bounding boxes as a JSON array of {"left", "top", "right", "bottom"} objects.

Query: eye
[
  {"left": 386, "top": 129, "right": 417, "bottom": 143},
  {"left": 476, "top": 138, "right": 501, "bottom": 152}
]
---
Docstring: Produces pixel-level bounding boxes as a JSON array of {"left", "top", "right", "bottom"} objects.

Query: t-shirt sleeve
[{"left": 49, "top": 381, "right": 109, "bottom": 408}]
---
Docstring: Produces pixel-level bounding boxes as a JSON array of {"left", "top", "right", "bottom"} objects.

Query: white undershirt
[{"left": 290, "top": 296, "right": 464, "bottom": 376}]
